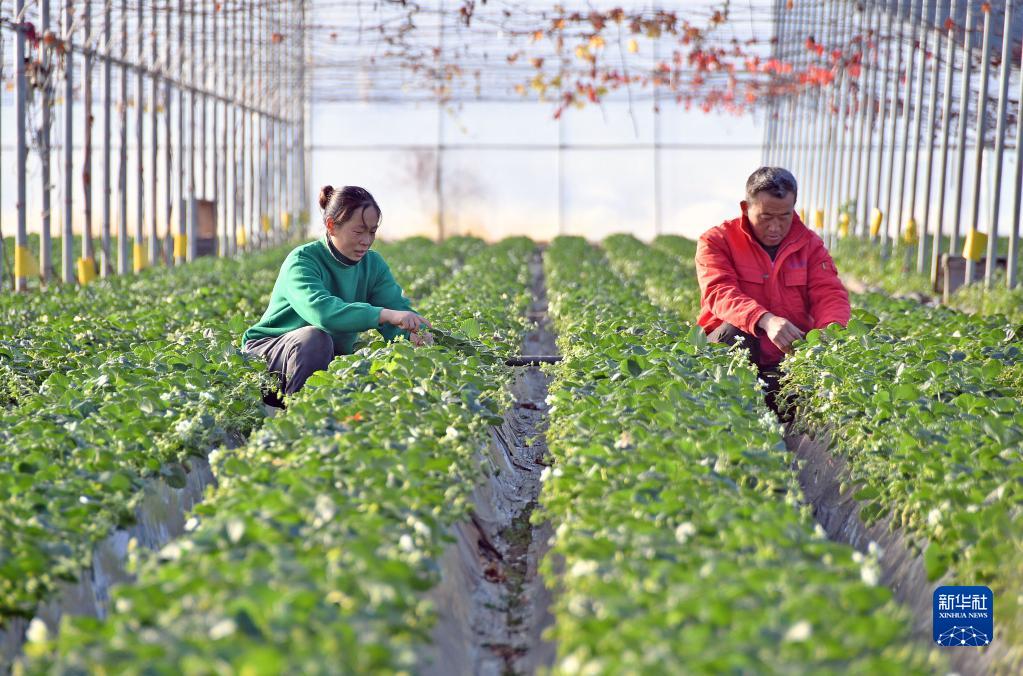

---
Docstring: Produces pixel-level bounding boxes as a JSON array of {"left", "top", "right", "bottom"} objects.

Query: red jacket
[{"left": 696, "top": 212, "right": 850, "bottom": 367}]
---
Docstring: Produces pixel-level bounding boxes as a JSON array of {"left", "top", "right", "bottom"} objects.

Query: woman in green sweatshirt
[{"left": 243, "top": 185, "right": 431, "bottom": 406}]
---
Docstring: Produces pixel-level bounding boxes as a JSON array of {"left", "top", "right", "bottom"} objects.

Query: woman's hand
[
  {"left": 380, "top": 309, "right": 432, "bottom": 333},
  {"left": 409, "top": 330, "right": 434, "bottom": 347}
]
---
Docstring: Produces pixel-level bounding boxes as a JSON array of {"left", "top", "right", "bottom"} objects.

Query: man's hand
[
  {"left": 758, "top": 312, "right": 805, "bottom": 354},
  {"left": 380, "top": 309, "right": 432, "bottom": 332}
]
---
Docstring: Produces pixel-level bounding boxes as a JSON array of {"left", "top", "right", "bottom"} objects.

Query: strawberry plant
[
  {"left": 24, "top": 239, "right": 535, "bottom": 672},
  {"left": 783, "top": 292, "right": 1023, "bottom": 669},
  {"left": 538, "top": 236, "right": 938, "bottom": 673}
]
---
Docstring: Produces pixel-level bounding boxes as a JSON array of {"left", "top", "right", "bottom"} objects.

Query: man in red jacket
[{"left": 696, "top": 167, "right": 850, "bottom": 406}]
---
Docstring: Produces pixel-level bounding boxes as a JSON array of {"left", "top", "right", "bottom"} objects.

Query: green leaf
[{"left": 924, "top": 542, "right": 949, "bottom": 581}]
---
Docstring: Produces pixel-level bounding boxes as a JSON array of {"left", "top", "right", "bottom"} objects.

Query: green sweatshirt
[{"left": 242, "top": 237, "right": 414, "bottom": 354}]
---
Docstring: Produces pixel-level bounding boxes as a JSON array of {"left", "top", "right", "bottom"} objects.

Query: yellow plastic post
[
  {"left": 14, "top": 246, "right": 40, "bottom": 279},
  {"left": 813, "top": 209, "right": 825, "bottom": 230},
  {"left": 173, "top": 234, "right": 188, "bottom": 258},
  {"left": 281, "top": 211, "right": 291, "bottom": 232},
  {"left": 133, "top": 243, "right": 148, "bottom": 273},
  {"left": 261, "top": 214, "right": 272, "bottom": 233},
  {"left": 77, "top": 257, "right": 98, "bottom": 285},
  {"left": 962, "top": 229, "right": 987, "bottom": 261},
  {"left": 902, "top": 218, "right": 918, "bottom": 245},
  {"left": 839, "top": 212, "right": 850, "bottom": 238},
  {"left": 869, "top": 208, "right": 884, "bottom": 237},
  {"left": 236, "top": 227, "right": 248, "bottom": 248}
]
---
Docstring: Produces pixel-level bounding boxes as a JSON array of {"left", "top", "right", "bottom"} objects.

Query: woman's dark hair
[{"left": 318, "top": 185, "right": 382, "bottom": 227}]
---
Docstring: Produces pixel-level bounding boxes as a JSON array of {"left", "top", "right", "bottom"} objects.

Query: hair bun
[{"left": 318, "top": 185, "right": 335, "bottom": 211}]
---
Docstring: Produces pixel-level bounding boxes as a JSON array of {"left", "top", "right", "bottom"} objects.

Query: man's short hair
[{"left": 745, "top": 167, "right": 798, "bottom": 203}]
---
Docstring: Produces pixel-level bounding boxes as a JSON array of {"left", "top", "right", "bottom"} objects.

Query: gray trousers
[{"left": 243, "top": 326, "right": 339, "bottom": 407}]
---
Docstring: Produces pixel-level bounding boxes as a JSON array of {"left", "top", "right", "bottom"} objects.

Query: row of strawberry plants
[
  {"left": 538, "top": 236, "right": 937, "bottom": 673},
  {"left": 782, "top": 292, "right": 1023, "bottom": 668},
  {"left": 23, "top": 239, "right": 535, "bottom": 673},
  {"left": 0, "top": 237, "right": 472, "bottom": 626},
  {"left": 0, "top": 237, "right": 481, "bottom": 408},
  {"left": 649, "top": 233, "right": 1022, "bottom": 664}
]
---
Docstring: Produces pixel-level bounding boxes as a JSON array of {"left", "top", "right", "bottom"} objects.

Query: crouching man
[{"left": 695, "top": 167, "right": 850, "bottom": 410}]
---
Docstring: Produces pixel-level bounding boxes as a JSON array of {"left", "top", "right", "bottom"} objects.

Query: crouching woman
[{"left": 243, "top": 184, "right": 431, "bottom": 407}]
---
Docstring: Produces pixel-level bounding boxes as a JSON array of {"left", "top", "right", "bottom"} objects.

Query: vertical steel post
[
  {"left": 950, "top": 1, "right": 973, "bottom": 259},
  {"left": 200, "top": 0, "right": 208, "bottom": 201},
  {"left": 892, "top": 0, "right": 920, "bottom": 247},
  {"left": 247, "top": 0, "right": 256, "bottom": 249},
  {"left": 149, "top": 0, "right": 160, "bottom": 266},
  {"left": 1009, "top": 18, "right": 1023, "bottom": 289},
  {"left": 857, "top": 2, "right": 882, "bottom": 238},
  {"left": 918, "top": 6, "right": 942, "bottom": 274},
  {"left": 117, "top": 0, "right": 129, "bottom": 275},
  {"left": 436, "top": 0, "right": 446, "bottom": 241},
  {"left": 880, "top": 0, "right": 905, "bottom": 256},
  {"left": 982, "top": 2, "right": 1011, "bottom": 288},
  {"left": 873, "top": 3, "right": 895, "bottom": 243},
  {"left": 231, "top": 0, "right": 239, "bottom": 255},
  {"left": 163, "top": 0, "right": 173, "bottom": 266},
  {"left": 187, "top": 0, "right": 198, "bottom": 261},
  {"left": 15, "top": 0, "right": 29, "bottom": 291},
  {"left": 932, "top": 0, "right": 959, "bottom": 285},
  {"left": 841, "top": 0, "right": 863, "bottom": 239},
  {"left": 134, "top": 0, "right": 145, "bottom": 272},
  {"left": 903, "top": 0, "right": 927, "bottom": 257},
  {"left": 41, "top": 0, "right": 54, "bottom": 283},
  {"left": 177, "top": 0, "right": 186, "bottom": 265},
  {"left": 82, "top": 0, "right": 95, "bottom": 278},
  {"left": 62, "top": 0, "right": 75, "bottom": 283},
  {"left": 211, "top": 0, "right": 220, "bottom": 254},
  {"left": 101, "top": 0, "right": 112, "bottom": 276},
  {"left": 964, "top": 5, "right": 991, "bottom": 284}
]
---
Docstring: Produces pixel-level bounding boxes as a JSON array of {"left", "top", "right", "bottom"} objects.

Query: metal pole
[
  {"left": 231, "top": 0, "right": 239, "bottom": 255},
  {"left": 950, "top": 1, "right": 973, "bottom": 259},
  {"left": 81, "top": 0, "right": 95, "bottom": 280},
  {"left": 872, "top": 3, "right": 895, "bottom": 243},
  {"left": 903, "top": 0, "right": 927, "bottom": 256},
  {"left": 201, "top": 0, "right": 208, "bottom": 202},
  {"left": 932, "top": 0, "right": 959, "bottom": 285},
  {"left": 40, "top": 0, "right": 54, "bottom": 283},
  {"left": 841, "top": 0, "right": 862, "bottom": 239},
  {"left": 964, "top": 4, "right": 991, "bottom": 284},
  {"left": 134, "top": 0, "right": 145, "bottom": 273},
  {"left": 892, "top": 0, "right": 921, "bottom": 247},
  {"left": 436, "top": 0, "right": 445, "bottom": 241},
  {"left": 102, "top": 0, "right": 112, "bottom": 276},
  {"left": 918, "top": 8, "right": 942, "bottom": 274},
  {"left": 188, "top": 0, "right": 198, "bottom": 261},
  {"left": 880, "top": 0, "right": 905, "bottom": 256},
  {"left": 1009, "top": 17, "right": 1023, "bottom": 289},
  {"left": 247, "top": 0, "right": 256, "bottom": 249},
  {"left": 219, "top": 0, "right": 227, "bottom": 255},
  {"left": 857, "top": 1, "right": 882, "bottom": 238},
  {"left": 211, "top": 0, "right": 220, "bottom": 253},
  {"left": 15, "top": 0, "right": 29, "bottom": 291},
  {"left": 62, "top": 0, "right": 75, "bottom": 284},
  {"left": 117, "top": 0, "right": 129, "bottom": 275},
  {"left": 149, "top": 0, "right": 160, "bottom": 267},
  {"left": 164, "top": 0, "right": 173, "bottom": 266},
  {"left": 653, "top": 37, "right": 662, "bottom": 237},
  {"left": 982, "top": 2, "right": 1012, "bottom": 289},
  {"left": 176, "top": 0, "right": 186, "bottom": 264}
]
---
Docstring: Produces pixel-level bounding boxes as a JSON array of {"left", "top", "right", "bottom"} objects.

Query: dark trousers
[
  {"left": 243, "top": 326, "right": 339, "bottom": 408},
  {"left": 706, "top": 322, "right": 785, "bottom": 416}
]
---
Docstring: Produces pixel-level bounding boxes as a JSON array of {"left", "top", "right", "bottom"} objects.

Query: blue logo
[{"left": 933, "top": 586, "right": 993, "bottom": 647}]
